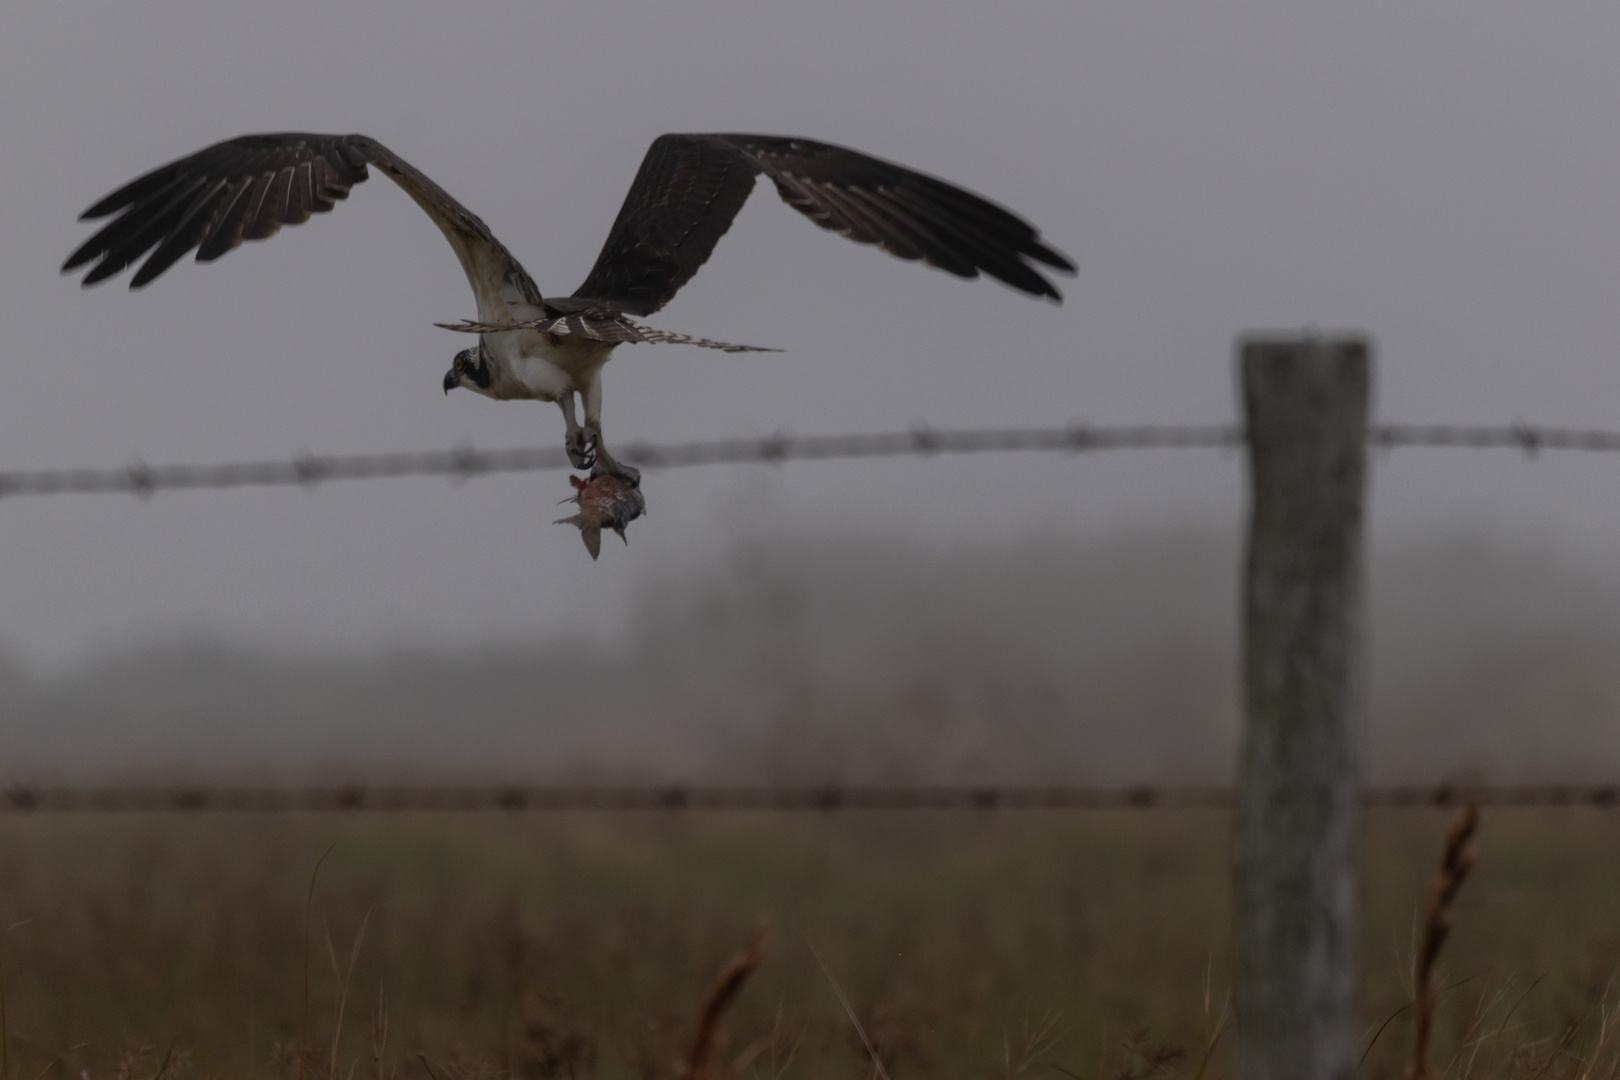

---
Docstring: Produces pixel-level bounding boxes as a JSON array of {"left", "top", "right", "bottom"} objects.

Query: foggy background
[
  {"left": 3, "top": 530, "right": 1620, "bottom": 785},
  {"left": 4, "top": 3, "right": 1620, "bottom": 781}
]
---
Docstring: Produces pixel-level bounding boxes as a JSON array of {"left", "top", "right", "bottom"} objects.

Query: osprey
[{"left": 64, "top": 132, "right": 1074, "bottom": 483}]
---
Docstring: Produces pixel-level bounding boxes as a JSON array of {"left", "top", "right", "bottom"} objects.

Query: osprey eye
[{"left": 454, "top": 357, "right": 464, "bottom": 371}]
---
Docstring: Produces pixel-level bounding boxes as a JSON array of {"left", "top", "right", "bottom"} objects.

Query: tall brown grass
[{"left": 0, "top": 809, "right": 1612, "bottom": 1078}]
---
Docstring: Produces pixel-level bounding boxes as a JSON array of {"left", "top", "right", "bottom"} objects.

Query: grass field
[{"left": 0, "top": 808, "right": 1614, "bottom": 1079}]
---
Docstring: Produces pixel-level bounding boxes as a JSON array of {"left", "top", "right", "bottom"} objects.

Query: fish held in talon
[{"left": 555, "top": 474, "right": 646, "bottom": 560}]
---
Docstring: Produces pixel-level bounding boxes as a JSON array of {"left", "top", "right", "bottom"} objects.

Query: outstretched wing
[
  {"left": 62, "top": 132, "right": 543, "bottom": 321},
  {"left": 572, "top": 133, "right": 1075, "bottom": 316}
]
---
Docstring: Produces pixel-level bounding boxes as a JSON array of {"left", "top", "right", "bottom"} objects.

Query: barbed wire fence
[
  {"left": 3, "top": 421, "right": 1620, "bottom": 499},
  {"left": 5, "top": 372, "right": 1620, "bottom": 817},
  {"left": 0, "top": 783, "right": 1614, "bottom": 813},
  {"left": 15, "top": 339, "right": 1613, "bottom": 1076}
]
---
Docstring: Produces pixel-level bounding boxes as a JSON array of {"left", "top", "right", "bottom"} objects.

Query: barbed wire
[
  {"left": 2, "top": 421, "right": 1617, "bottom": 501},
  {"left": 0, "top": 425, "right": 1232, "bottom": 499},
  {"left": 1371, "top": 424, "right": 1620, "bottom": 453},
  {"left": 0, "top": 783, "right": 1613, "bottom": 812}
]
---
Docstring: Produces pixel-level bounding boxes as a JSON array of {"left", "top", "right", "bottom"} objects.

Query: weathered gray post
[{"left": 1234, "top": 337, "right": 1370, "bottom": 1080}]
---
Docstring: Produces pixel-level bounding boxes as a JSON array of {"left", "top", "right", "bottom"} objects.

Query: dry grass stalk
[
  {"left": 685, "top": 921, "right": 768, "bottom": 1080},
  {"left": 998, "top": 1014, "right": 1064, "bottom": 1080},
  {"left": 371, "top": 980, "right": 389, "bottom": 1080},
  {"left": 146, "top": 1040, "right": 177, "bottom": 1080},
  {"left": 300, "top": 845, "right": 337, "bottom": 1080},
  {"left": 1409, "top": 801, "right": 1481, "bottom": 1080},
  {"left": 728, "top": 1002, "right": 800, "bottom": 1080},
  {"left": 327, "top": 908, "right": 372, "bottom": 1080},
  {"left": 808, "top": 941, "right": 893, "bottom": 1080}
]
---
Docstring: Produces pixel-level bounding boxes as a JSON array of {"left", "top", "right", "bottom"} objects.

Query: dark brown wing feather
[
  {"left": 570, "top": 135, "right": 760, "bottom": 316},
  {"left": 63, "top": 133, "right": 542, "bottom": 311},
  {"left": 572, "top": 133, "right": 1074, "bottom": 316}
]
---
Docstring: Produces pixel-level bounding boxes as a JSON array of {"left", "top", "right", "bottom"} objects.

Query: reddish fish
[{"left": 555, "top": 473, "right": 646, "bottom": 559}]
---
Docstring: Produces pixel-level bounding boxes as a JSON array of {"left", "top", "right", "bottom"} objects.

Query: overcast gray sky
[{"left": 5, "top": 1, "right": 1620, "bottom": 664}]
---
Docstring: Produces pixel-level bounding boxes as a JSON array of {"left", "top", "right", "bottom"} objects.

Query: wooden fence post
[{"left": 1235, "top": 337, "right": 1371, "bottom": 1080}]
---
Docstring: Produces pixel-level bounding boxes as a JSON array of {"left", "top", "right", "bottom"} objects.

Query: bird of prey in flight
[{"left": 64, "top": 132, "right": 1074, "bottom": 484}]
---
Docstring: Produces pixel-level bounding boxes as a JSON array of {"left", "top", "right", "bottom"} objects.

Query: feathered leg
[
  {"left": 581, "top": 369, "right": 640, "bottom": 485},
  {"left": 557, "top": 393, "right": 595, "bottom": 470}
]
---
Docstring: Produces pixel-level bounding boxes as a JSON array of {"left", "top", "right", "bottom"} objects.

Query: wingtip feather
[
  {"left": 1032, "top": 243, "right": 1077, "bottom": 275},
  {"left": 78, "top": 258, "right": 127, "bottom": 288},
  {"left": 61, "top": 235, "right": 108, "bottom": 274}
]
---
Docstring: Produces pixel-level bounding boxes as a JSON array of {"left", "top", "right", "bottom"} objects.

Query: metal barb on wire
[{"left": 2, "top": 421, "right": 1620, "bottom": 501}]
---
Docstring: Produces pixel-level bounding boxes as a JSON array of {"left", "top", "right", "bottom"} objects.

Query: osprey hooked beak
[{"left": 442, "top": 367, "right": 458, "bottom": 395}]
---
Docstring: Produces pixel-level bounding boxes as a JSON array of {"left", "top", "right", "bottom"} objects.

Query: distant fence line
[
  {"left": 2, "top": 421, "right": 1619, "bottom": 499},
  {"left": 0, "top": 784, "right": 1614, "bottom": 812}
]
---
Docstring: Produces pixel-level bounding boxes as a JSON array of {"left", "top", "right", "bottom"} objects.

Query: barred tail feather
[
  {"left": 433, "top": 315, "right": 780, "bottom": 353},
  {"left": 627, "top": 323, "right": 782, "bottom": 353}
]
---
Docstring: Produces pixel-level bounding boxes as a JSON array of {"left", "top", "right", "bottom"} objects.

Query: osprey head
[{"left": 443, "top": 344, "right": 493, "bottom": 396}]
